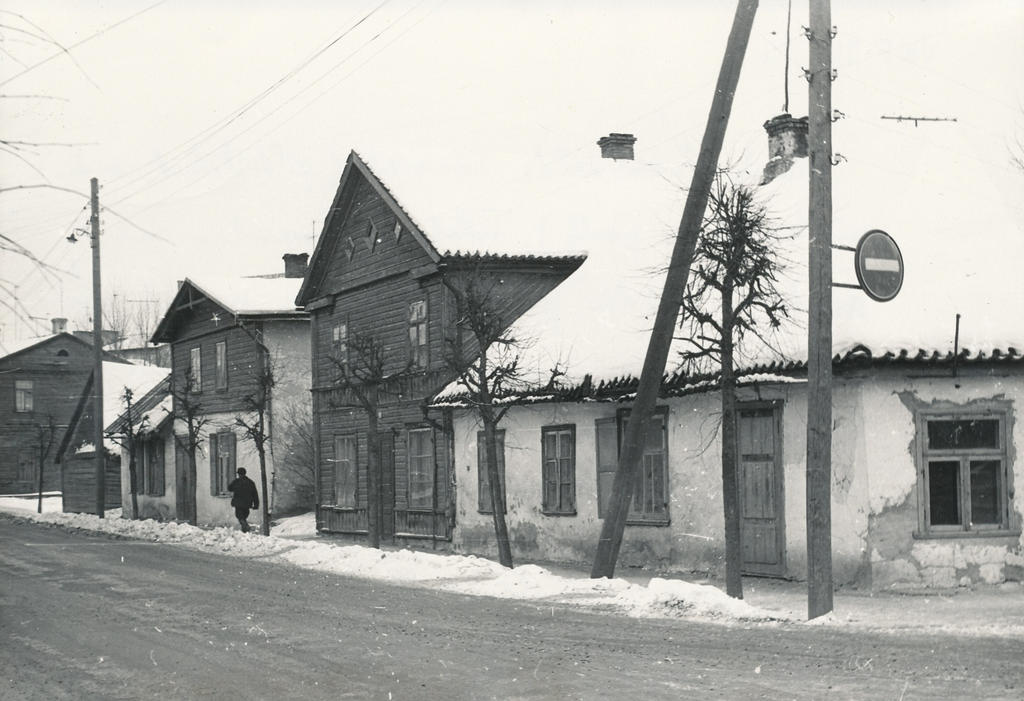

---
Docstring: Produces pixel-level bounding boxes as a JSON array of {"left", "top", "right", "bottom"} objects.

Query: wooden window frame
[
  {"left": 214, "top": 341, "right": 228, "bottom": 390},
  {"left": 331, "top": 320, "right": 349, "bottom": 368},
  {"left": 209, "top": 431, "right": 236, "bottom": 496},
  {"left": 140, "top": 437, "right": 165, "bottom": 497},
  {"left": 594, "top": 408, "right": 670, "bottom": 525},
  {"left": 477, "top": 429, "right": 506, "bottom": 514},
  {"left": 408, "top": 299, "right": 429, "bottom": 370},
  {"left": 332, "top": 434, "right": 358, "bottom": 509},
  {"left": 14, "top": 379, "right": 33, "bottom": 412},
  {"left": 407, "top": 426, "right": 434, "bottom": 511},
  {"left": 916, "top": 405, "right": 1016, "bottom": 537},
  {"left": 16, "top": 449, "right": 36, "bottom": 483},
  {"left": 541, "top": 424, "right": 576, "bottom": 515},
  {"left": 189, "top": 346, "right": 202, "bottom": 392}
]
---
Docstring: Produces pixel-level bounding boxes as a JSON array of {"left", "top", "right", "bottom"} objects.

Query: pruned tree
[
  {"left": 676, "top": 172, "right": 791, "bottom": 599},
  {"left": 235, "top": 353, "right": 275, "bottom": 536},
  {"left": 106, "top": 387, "right": 150, "bottom": 520},
  {"left": 169, "top": 367, "right": 207, "bottom": 525},
  {"left": 443, "top": 269, "right": 564, "bottom": 570},
  {"left": 34, "top": 414, "right": 57, "bottom": 514}
]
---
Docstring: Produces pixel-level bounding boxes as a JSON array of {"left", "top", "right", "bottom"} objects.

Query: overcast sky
[{"left": 1, "top": 1, "right": 1021, "bottom": 351}]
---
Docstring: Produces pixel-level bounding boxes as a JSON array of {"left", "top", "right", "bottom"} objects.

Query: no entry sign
[{"left": 854, "top": 229, "right": 904, "bottom": 302}]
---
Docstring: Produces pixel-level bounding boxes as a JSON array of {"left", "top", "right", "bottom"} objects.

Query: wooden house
[
  {"left": 56, "top": 361, "right": 169, "bottom": 514},
  {"left": 151, "top": 256, "right": 311, "bottom": 527},
  {"left": 0, "top": 329, "right": 126, "bottom": 495},
  {"left": 295, "top": 151, "right": 584, "bottom": 544}
]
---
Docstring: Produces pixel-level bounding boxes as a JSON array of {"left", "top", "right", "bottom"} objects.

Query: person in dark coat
[{"left": 227, "top": 467, "right": 259, "bottom": 533}]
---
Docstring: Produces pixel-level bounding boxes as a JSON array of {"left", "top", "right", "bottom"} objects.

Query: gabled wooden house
[
  {"left": 295, "top": 151, "right": 584, "bottom": 543},
  {"left": 151, "top": 257, "right": 311, "bottom": 526},
  {"left": 0, "top": 329, "right": 126, "bottom": 495}
]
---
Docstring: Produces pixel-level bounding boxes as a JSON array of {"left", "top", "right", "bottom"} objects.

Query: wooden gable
[
  {"left": 297, "top": 152, "right": 439, "bottom": 307},
  {"left": 152, "top": 281, "right": 235, "bottom": 344}
]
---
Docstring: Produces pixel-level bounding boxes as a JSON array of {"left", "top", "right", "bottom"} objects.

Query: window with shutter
[
  {"left": 333, "top": 435, "right": 357, "bottom": 508},
  {"left": 477, "top": 430, "right": 506, "bottom": 514},
  {"left": 407, "top": 427, "right": 434, "bottom": 510},
  {"left": 541, "top": 425, "right": 576, "bottom": 515}
]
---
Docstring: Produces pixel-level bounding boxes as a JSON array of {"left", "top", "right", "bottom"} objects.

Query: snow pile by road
[{"left": 0, "top": 497, "right": 782, "bottom": 625}]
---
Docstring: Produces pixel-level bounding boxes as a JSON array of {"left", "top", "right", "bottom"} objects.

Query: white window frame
[{"left": 15, "top": 380, "right": 33, "bottom": 412}]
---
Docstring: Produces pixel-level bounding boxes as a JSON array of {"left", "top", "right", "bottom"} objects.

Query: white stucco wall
[
  {"left": 450, "top": 368, "right": 1023, "bottom": 589},
  {"left": 117, "top": 428, "right": 176, "bottom": 522}
]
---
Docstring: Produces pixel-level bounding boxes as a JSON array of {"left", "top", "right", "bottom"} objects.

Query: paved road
[{"left": 1, "top": 516, "right": 1021, "bottom": 700}]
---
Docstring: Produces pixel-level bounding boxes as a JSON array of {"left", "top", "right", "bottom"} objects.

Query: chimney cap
[{"left": 597, "top": 133, "right": 637, "bottom": 160}]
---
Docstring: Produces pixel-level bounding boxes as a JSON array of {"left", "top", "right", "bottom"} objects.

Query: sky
[
  {"left": 1, "top": 1, "right": 1022, "bottom": 353},
  {"left": 4, "top": 495, "right": 1024, "bottom": 635}
]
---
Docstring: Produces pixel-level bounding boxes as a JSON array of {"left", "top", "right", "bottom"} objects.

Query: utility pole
[
  {"left": 591, "top": 0, "right": 759, "bottom": 579},
  {"left": 90, "top": 177, "right": 106, "bottom": 518},
  {"left": 806, "top": 0, "right": 834, "bottom": 619}
]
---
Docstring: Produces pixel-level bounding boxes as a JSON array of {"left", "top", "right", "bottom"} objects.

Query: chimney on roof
[
  {"left": 283, "top": 253, "right": 309, "bottom": 278},
  {"left": 52, "top": 317, "right": 67, "bottom": 334},
  {"left": 597, "top": 133, "right": 636, "bottom": 161},
  {"left": 760, "top": 113, "right": 808, "bottom": 184}
]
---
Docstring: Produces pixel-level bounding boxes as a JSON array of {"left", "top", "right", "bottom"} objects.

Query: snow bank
[{"left": 0, "top": 502, "right": 782, "bottom": 626}]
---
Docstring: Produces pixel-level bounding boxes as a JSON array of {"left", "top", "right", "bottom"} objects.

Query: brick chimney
[
  {"left": 760, "top": 114, "right": 808, "bottom": 184},
  {"left": 51, "top": 317, "right": 67, "bottom": 334},
  {"left": 283, "top": 253, "right": 309, "bottom": 278},
  {"left": 597, "top": 133, "right": 636, "bottom": 160}
]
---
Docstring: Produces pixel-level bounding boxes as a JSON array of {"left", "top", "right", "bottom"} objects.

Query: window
[
  {"left": 215, "top": 341, "right": 227, "bottom": 390},
  {"left": 477, "top": 429, "right": 506, "bottom": 514},
  {"left": 209, "top": 431, "right": 236, "bottom": 496},
  {"left": 332, "top": 322, "right": 348, "bottom": 365},
  {"left": 333, "top": 435, "right": 357, "bottom": 508},
  {"left": 408, "top": 300, "right": 428, "bottom": 369},
  {"left": 15, "top": 380, "right": 33, "bottom": 412},
  {"left": 189, "top": 347, "right": 202, "bottom": 391},
  {"left": 542, "top": 425, "right": 576, "bottom": 515},
  {"left": 595, "top": 409, "right": 669, "bottom": 524},
  {"left": 407, "top": 427, "right": 434, "bottom": 510},
  {"left": 136, "top": 437, "right": 165, "bottom": 496},
  {"left": 918, "top": 409, "right": 1012, "bottom": 534}
]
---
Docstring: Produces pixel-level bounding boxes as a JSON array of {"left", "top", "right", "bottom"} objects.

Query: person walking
[{"left": 227, "top": 467, "right": 259, "bottom": 533}]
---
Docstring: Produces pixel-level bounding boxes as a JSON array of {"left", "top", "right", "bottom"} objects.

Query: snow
[
  {"left": 75, "top": 363, "right": 169, "bottom": 453},
  {"left": 2, "top": 497, "right": 1020, "bottom": 636},
  {"left": 179, "top": 275, "right": 305, "bottom": 316}
]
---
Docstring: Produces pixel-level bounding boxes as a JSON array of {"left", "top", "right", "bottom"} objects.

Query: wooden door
[
  {"left": 378, "top": 432, "right": 396, "bottom": 540},
  {"left": 737, "top": 404, "right": 785, "bottom": 576}
]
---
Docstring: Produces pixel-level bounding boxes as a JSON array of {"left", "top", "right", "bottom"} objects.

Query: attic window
[
  {"left": 394, "top": 221, "right": 403, "bottom": 242},
  {"left": 366, "top": 221, "right": 379, "bottom": 253},
  {"left": 343, "top": 236, "right": 356, "bottom": 261},
  {"left": 56, "top": 349, "right": 69, "bottom": 357}
]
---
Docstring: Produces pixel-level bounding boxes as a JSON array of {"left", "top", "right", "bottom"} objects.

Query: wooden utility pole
[
  {"left": 806, "top": 0, "right": 834, "bottom": 619},
  {"left": 591, "top": 0, "right": 759, "bottom": 579},
  {"left": 90, "top": 177, "right": 106, "bottom": 518}
]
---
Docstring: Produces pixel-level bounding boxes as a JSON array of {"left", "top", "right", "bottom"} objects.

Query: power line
[{"left": 0, "top": 0, "right": 169, "bottom": 88}]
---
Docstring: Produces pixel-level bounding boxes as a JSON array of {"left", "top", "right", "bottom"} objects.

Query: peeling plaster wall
[{"left": 865, "top": 371, "right": 1023, "bottom": 589}]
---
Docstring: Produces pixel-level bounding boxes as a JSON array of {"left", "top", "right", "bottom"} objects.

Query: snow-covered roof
[
  {"left": 184, "top": 275, "right": 305, "bottom": 316},
  {"left": 76, "top": 363, "right": 169, "bottom": 454}
]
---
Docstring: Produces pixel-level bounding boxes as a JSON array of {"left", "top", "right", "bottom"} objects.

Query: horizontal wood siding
[
  {"left": 0, "top": 340, "right": 96, "bottom": 493},
  {"left": 318, "top": 175, "right": 436, "bottom": 296},
  {"left": 170, "top": 326, "right": 262, "bottom": 415},
  {"left": 61, "top": 453, "right": 121, "bottom": 513}
]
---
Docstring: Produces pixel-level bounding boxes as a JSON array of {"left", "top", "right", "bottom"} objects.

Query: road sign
[{"left": 854, "top": 229, "right": 903, "bottom": 302}]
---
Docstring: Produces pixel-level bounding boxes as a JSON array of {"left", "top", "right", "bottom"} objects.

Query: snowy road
[{"left": 1, "top": 517, "right": 1021, "bottom": 700}]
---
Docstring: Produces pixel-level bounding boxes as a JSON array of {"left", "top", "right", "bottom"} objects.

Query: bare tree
[
  {"left": 443, "top": 269, "right": 564, "bottom": 569},
  {"left": 235, "top": 354, "right": 274, "bottom": 536},
  {"left": 34, "top": 414, "right": 57, "bottom": 514},
  {"left": 676, "top": 172, "right": 791, "bottom": 599},
  {"left": 168, "top": 367, "right": 207, "bottom": 525},
  {"left": 276, "top": 398, "right": 315, "bottom": 512},
  {"left": 106, "top": 387, "right": 150, "bottom": 520}
]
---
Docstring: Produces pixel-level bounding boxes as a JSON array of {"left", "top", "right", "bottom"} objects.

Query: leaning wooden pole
[
  {"left": 591, "top": 0, "right": 759, "bottom": 579},
  {"left": 806, "top": 0, "right": 834, "bottom": 619}
]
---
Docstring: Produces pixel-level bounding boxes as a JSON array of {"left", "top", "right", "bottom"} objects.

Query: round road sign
[{"left": 854, "top": 229, "right": 904, "bottom": 302}]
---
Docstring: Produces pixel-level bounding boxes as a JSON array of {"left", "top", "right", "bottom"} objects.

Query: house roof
[
  {"left": 0, "top": 332, "right": 125, "bottom": 364},
  {"left": 106, "top": 374, "right": 172, "bottom": 437},
  {"left": 153, "top": 275, "right": 307, "bottom": 342}
]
